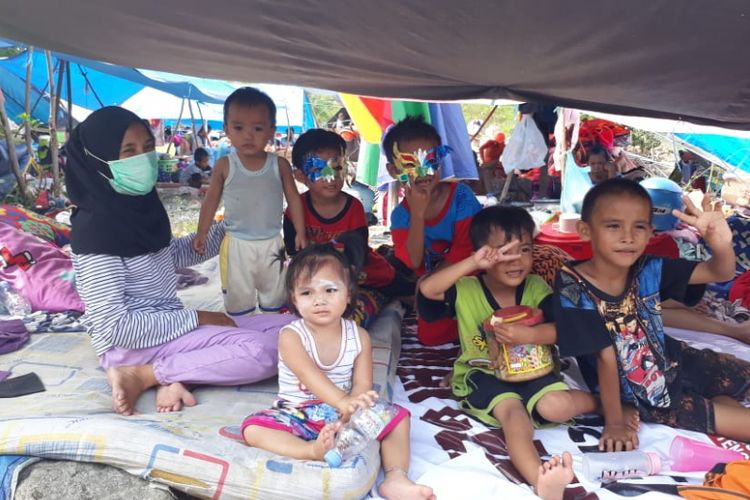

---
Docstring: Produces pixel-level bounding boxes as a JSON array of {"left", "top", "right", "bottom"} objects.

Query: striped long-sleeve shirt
[{"left": 73, "top": 223, "right": 225, "bottom": 356}]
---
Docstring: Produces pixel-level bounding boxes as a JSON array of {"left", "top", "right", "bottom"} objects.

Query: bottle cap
[{"left": 324, "top": 449, "right": 342, "bottom": 468}]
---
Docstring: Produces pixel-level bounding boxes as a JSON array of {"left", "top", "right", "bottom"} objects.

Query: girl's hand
[
  {"left": 673, "top": 194, "right": 732, "bottom": 248},
  {"left": 336, "top": 390, "right": 379, "bottom": 422},
  {"left": 472, "top": 241, "right": 521, "bottom": 269}
]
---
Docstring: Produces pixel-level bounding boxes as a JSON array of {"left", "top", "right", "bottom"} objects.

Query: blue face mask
[{"left": 87, "top": 149, "right": 159, "bottom": 196}]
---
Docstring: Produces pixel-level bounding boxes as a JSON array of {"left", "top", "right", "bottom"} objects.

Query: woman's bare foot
[
  {"left": 623, "top": 405, "right": 641, "bottom": 432},
  {"left": 439, "top": 369, "right": 453, "bottom": 388},
  {"left": 378, "top": 469, "right": 435, "bottom": 500},
  {"left": 535, "top": 452, "right": 574, "bottom": 500},
  {"left": 311, "top": 422, "right": 340, "bottom": 460},
  {"left": 106, "top": 365, "right": 157, "bottom": 416},
  {"left": 155, "top": 383, "right": 197, "bottom": 413}
]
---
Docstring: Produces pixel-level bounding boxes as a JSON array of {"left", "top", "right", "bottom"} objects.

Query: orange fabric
[{"left": 679, "top": 461, "right": 750, "bottom": 500}]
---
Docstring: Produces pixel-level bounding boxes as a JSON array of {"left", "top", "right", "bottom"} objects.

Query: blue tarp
[
  {"left": 675, "top": 133, "right": 750, "bottom": 173},
  {"left": 0, "top": 39, "right": 308, "bottom": 132}
]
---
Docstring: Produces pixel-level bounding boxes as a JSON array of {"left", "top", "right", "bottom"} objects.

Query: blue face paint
[{"left": 302, "top": 155, "right": 345, "bottom": 183}]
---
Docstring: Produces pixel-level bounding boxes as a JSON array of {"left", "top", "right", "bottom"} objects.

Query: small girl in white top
[{"left": 242, "top": 243, "right": 435, "bottom": 500}]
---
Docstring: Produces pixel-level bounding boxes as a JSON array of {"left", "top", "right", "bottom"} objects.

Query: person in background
[
  {"left": 179, "top": 147, "right": 212, "bottom": 186},
  {"left": 587, "top": 146, "right": 616, "bottom": 184}
]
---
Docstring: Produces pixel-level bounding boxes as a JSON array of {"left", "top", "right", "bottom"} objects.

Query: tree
[{"left": 307, "top": 92, "right": 342, "bottom": 128}]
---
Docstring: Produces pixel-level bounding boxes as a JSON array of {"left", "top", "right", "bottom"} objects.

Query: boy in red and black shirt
[{"left": 284, "top": 129, "right": 413, "bottom": 300}]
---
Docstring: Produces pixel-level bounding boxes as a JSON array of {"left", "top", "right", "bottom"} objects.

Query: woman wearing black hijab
[{"left": 67, "top": 107, "right": 292, "bottom": 416}]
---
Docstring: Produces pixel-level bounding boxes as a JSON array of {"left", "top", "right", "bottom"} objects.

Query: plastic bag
[
  {"left": 501, "top": 114, "right": 548, "bottom": 174},
  {"left": 560, "top": 151, "right": 593, "bottom": 214}
]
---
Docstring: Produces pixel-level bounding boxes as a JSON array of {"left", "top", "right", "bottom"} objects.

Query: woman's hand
[{"left": 197, "top": 310, "right": 237, "bottom": 327}]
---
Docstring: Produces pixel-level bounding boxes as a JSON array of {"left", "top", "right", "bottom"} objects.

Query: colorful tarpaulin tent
[
  {"left": 2, "top": 1, "right": 749, "bottom": 129},
  {"left": 341, "top": 95, "right": 477, "bottom": 187}
]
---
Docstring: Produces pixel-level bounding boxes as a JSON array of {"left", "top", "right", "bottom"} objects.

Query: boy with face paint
[
  {"left": 383, "top": 116, "right": 482, "bottom": 345},
  {"left": 284, "top": 129, "right": 413, "bottom": 300}
]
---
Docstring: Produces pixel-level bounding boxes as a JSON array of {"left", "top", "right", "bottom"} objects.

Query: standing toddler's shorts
[{"left": 220, "top": 233, "right": 286, "bottom": 315}]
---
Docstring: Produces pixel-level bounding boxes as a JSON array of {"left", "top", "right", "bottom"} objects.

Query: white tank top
[
  {"left": 223, "top": 151, "right": 283, "bottom": 240},
  {"left": 277, "top": 318, "right": 362, "bottom": 405}
]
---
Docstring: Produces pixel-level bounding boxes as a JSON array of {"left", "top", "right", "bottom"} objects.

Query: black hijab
[{"left": 65, "top": 106, "right": 172, "bottom": 257}]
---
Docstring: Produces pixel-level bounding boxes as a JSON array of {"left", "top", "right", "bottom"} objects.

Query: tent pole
[
  {"left": 497, "top": 169, "right": 515, "bottom": 205},
  {"left": 53, "top": 60, "right": 65, "bottom": 121},
  {"left": 195, "top": 101, "right": 207, "bottom": 148},
  {"left": 187, "top": 99, "right": 198, "bottom": 153},
  {"left": 0, "top": 89, "right": 33, "bottom": 204},
  {"left": 167, "top": 97, "right": 186, "bottom": 156},
  {"left": 23, "top": 46, "right": 34, "bottom": 165},
  {"left": 76, "top": 65, "right": 105, "bottom": 108},
  {"left": 470, "top": 105, "right": 497, "bottom": 143},
  {"left": 66, "top": 61, "right": 73, "bottom": 132},
  {"left": 45, "top": 50, "right": 61, "bottom": 197}
]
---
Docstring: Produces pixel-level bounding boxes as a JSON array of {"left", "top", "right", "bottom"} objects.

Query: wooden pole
[
  {"left": 187, "top": 99, "right": 198, "bottom": 153},
  {"left": 23, "top": 47, "right": 34, "bottom": 164},
  {"left": 0, "top": 89, "right": 32, "bottom": 203},
  {"left": 66, "top": 61, "right": 73, "bottom": 132},
  {"left": 195, "top": 101, "right": 207, "bottom": 148},
  {"left": 45, "top": 50, "right": 61, "bottom": 197},
  {"left": 497, "top": 169, "right": 515, "bottom": 205},
  {"left": 166, "top": 97, "right": 186, "bottom": 156},
  {"left": 470, "top": 105, "right": 498, "bottom": 143},
  {"left": 54, "top": 60, "right": 65, "bottom": 119}
]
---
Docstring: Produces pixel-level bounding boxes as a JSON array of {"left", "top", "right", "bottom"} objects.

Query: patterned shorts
[
  {"left": 241, "top": 400, "right": 340, "bottom": 441},
  {"left": 241, "top": 400, "right": 411, "bottom": 442}
]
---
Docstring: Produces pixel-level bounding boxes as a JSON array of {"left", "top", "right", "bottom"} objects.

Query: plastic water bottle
[
  {"left": 324, "top": 401, "right": 400, "bottom": 468},
  {"left": 0, "top": 281, "right": 31, "bottom": 316},
  {"left": 580, "top": 450, "right": 663, "bottom": 482}
]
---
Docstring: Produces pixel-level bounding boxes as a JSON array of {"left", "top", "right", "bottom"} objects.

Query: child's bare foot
[
  {"left": 439, "top": 369, "right": 453, "bottom": 388},
  {"left": 623, "top": 405, "right": 641, "bottom": 432},
  {"left": 379, "top": 469, "right": 435, "bottom": 500},
  {"left": 155, "top": 383, "right": 197, "bottom": 413},
  {"left": 535, "top": 452, "right": 574, "bottom": 500},
  {"left": 311, "top": 422, "right": 340, "bottom": 460},
  {"left": 106, "top": 365, "right": 156, "bottom": 416}
]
